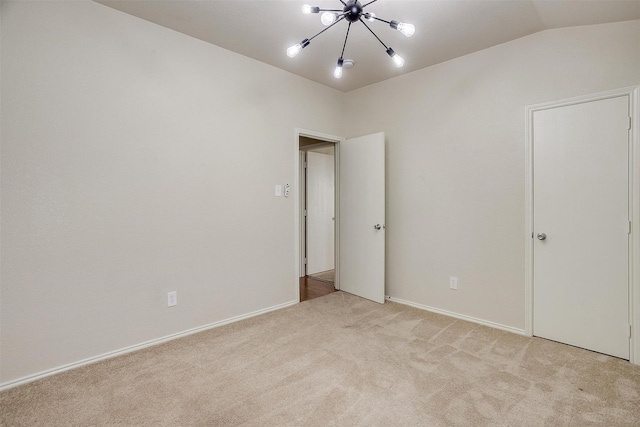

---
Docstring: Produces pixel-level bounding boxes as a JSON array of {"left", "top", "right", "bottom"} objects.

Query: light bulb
[
  {"left": 302, "top": 4, "right": 319, "bottom": 14},
  {"left": 364, "top": 12, "right": 376, "bottom": 22},
  {"left": 392, "top": 53, "right": 404, "bottom": 67},
  {"left": 287, "top": 44, "right": 303, "bottom": 58},
  {"left": 334, "top": 58, "right": 344, "bottom": 78},
  {"left": 390, "top": 20, "right": 415, "bottom": 38},
  {"left": 386, "top": 47, "right": 404, "bottom": 67},
  {"left": 397, "top": 22, "right": 415, "bottom": 37},
  {"left": 287, "top": 39, "right": 310, "bottom": 58},
  {"left": 321, "top": 12, "right": 337, "bottom": 26}
]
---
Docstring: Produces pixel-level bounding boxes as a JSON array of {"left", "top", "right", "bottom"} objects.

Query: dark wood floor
[{"left": 299, "top": 276, "right": 336, "bottom": 302}]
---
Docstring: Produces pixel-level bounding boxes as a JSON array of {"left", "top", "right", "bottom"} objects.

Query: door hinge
[
  {"left": 629, "top": 325, "right": 632, "bottom": 338},
  {"left": 629, "top": 221, "right": 632, "bottom": 235},
  {"left": 629, "top": 117, "right": 633, "bottom": 131},
  {"left": 304, "top": 209, "right": 307, "bottom": 217},
  {"left": 304, "top": 161, "right": 307, "bottom": 169},
  {"left": 304, "top": 258, "right": 307, "bottom": 265}
]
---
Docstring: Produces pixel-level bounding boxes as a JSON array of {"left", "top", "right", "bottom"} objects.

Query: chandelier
[{"left": 287, "top": 0, "right": 415, "bottom": 78}]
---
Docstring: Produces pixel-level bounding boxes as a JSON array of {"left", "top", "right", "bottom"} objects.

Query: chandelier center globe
[{"left": 344, "top": 0, "right": 363, "bottom": 22}]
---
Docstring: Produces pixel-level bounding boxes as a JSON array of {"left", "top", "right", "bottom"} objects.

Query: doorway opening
[
  {"left": 295, "top": 129, "right": 386, "bottom": 304},
  {"left": 299, "top": 135, "right": 337, "bottom": 302}
]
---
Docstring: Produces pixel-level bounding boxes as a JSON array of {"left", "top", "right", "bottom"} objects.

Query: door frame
[
  {"left": 299, "top": 150, "right": 306, "bottom": 276},
  {"left": 295, "top": 129, "right": 344, "bottom": 302},
  {"left": 524, "top": 86, "right": 640, "bottom": 364}
]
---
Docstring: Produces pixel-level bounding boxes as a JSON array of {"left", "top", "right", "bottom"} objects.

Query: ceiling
[{"left": 96, "top": 0, "right": 640, "bottom": 92}]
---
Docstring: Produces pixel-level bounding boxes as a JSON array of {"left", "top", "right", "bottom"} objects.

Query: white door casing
[
  {"left": 529, "top": 94, "right": 631, "bottom": 359},
  {"left": 299, "top": 151, "right": 306, "bottom": 276},
  {"left": 306, "top": 151, "right": 335, "bottom": 275},
  {"left": 339, "top": 132, "right": 386, "bottom": 304}
]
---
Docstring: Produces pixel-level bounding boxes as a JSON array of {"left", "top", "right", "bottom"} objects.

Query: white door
[
  {"left": 339, "top": 132, "right": 385, "bottom": 303},
  {"left": 306, "top": 151, "right": 335, "bottom": 275},
  {"left": 533, "top": 95, "right": 630, "bottom": 359}
]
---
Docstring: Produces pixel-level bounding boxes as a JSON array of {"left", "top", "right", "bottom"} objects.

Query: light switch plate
[
  {"left": 168, "top": 291, "right": 177, "bottom": 307},
  {"left": 275, "top": 185, "right": 282, "bottom": 197}
]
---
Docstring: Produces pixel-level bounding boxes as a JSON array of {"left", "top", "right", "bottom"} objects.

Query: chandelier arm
[
  {"left": 361, "top": 0, "right": 378, "bottom": 8},
  {"left": 358, "top": 17, "right": 389, "bottom": 50},
  {"left": 339, "top": 0, "right": 347, "bottom": 6},
  {"left": 317, "top": 9, "right": 344, "bottom": 12},
  {"left": 307, "top": 16, "right": 346, "bottom": 42},
  {"left": 368, "top": 15, "right": 391, "bottom": 25},
  {"left": 340, "top": 22, "right": 352, "bottom": 59}
]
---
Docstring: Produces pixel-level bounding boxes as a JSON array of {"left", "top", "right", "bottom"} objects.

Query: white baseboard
[
  {"left": 0, "top": 300, "right": 298, "bottom": 391},
  {"left": 385, "top": 296, "right": 526, "bottom": 336}
]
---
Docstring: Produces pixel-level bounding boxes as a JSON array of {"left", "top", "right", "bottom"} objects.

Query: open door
[{"left": 339, "top": 132, "right": 385, "bottom": 303}]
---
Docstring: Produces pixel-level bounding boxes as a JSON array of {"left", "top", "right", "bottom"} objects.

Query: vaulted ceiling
[{"left": 96, "top": 1, "right": 640, "bottom": 92}]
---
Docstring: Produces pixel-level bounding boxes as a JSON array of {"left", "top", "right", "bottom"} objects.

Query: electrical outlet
[
  {"left": 168, "top": 291, "right": 177, "bottom": 307},
  {"left": 449, "top": 277, "right": 458, "bottom": 290}
]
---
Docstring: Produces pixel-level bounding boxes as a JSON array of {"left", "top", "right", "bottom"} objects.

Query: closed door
[
  {"left": 339, "top": 132, "right": 385, "bottom": 304},
  {"left": 533, "top": 95, "right": 630, "bottom": 359},
  {"left": 306, "top": 150, "right": 335, "bottom": 275}
]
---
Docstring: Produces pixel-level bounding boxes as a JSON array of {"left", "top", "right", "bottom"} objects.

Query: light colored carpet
[
  {"left": 2, "top": 291, "right": 640, "bottom": 426},
  {"left": 308, "top": 269, "right": 335, "bottom": 283}
]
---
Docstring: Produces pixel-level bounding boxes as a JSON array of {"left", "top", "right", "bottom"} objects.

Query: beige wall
[
  {"left": 345, "top": 20, "right": 640, "bottom": 330},
  {"left": 0, "top": 1, "right": 344, "bottom": 384}
]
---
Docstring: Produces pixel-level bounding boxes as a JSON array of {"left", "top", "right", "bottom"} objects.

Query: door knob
[
  {"left": 374, "top": 224, "right": 382, "bottom": 230},
  {"left": 537, "top": 232, "right": 547, "bottom": 240}
]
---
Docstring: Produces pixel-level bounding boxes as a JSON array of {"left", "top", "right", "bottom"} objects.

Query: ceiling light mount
[{"left": 290, "top": 0, "right": 415, "bottom": 78}]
